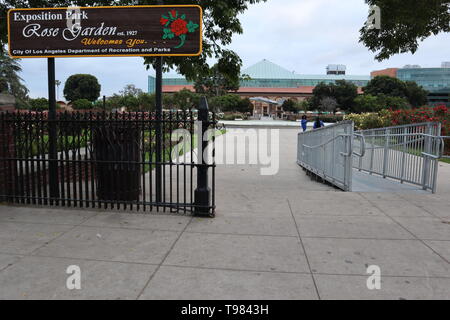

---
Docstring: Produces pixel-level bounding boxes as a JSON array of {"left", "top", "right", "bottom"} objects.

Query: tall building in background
[
  {"left": 371, "top": 63, "right": 450, "bottom": 106},
  {"left": 397, "top": 65, "right": 450, "bottom": 105}
]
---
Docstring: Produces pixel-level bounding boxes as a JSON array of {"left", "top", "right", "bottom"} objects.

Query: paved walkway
[{"left": 0, "top": 128, "right": 449, "bottom": 300}]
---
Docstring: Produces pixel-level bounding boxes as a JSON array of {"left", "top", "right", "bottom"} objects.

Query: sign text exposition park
[{"left": 8, "top": 5, "right": 203, "bottom": 58}]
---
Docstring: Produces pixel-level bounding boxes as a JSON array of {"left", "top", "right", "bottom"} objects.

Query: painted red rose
[
  {"left": 160, "top": 17, "right": 169, "bottom": 26},
  {"left": 171, "top": 10, "right": 177, "bottom": 18},
  {"left": 170, "top": 18, "right": 188, "bottom": 36}
]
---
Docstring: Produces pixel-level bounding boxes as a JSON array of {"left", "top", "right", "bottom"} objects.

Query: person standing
[{"left": 301, "top": 115, "right": 308, "bottom": 132}]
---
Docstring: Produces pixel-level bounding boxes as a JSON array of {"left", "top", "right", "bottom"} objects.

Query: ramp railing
[
  {"left": 297, "top": 121, "right": 355, "bottom": 191},
  {"left": 353, "top": 122, "right": 443, "bottom": 193},
  {"left": 441, "top": 136, "right": 450, "bottom": 160}
]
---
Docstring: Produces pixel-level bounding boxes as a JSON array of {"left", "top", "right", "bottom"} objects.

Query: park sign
[{"left": 7, "top": 5, "right": 203, "bottom": 58}]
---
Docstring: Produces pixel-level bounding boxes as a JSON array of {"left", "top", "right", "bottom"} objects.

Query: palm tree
[
  {"left": 55, "top": 80, "right": 61, "bottom": 100},
  {"left": 0, "top": 51, "right": 29, "bottom": 100}
]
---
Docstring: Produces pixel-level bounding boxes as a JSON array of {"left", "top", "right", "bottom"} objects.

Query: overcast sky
[{"left": 17, "top": 0, "right": 450, "bottom": 99}]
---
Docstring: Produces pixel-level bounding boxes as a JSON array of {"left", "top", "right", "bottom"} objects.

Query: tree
[
  {"left": 121, "top": 95, "right": 140, "bottom": 111},
  {"left": 360, "top": 0, "right": 450, "bottom": 61},
  {"left": 236, "top": 98, "right": 253, "bottom": 114},
  {"left": 298, "top": 99, "right": 310, "bottom": 113},
  {"left": 319, "top": 97, "right": 338, "bottom": 113},
  {"left": 377, "top": 94, "right": 411, "bottom": 111},
  {"left": 354, "top": 94, "right": 410, "bottom": 113},
  {"left": 282, "top": 99, "right": 297, "bottom": 113},
  {"left": 29, "top": 98, "right": 48, "bottom": 111},
  {"left": 172, "top": 88, "right": 199, "bottom": 110},
  {"left": 1, "top": 1, "right": 267, "bottom": 84},
  {"left": 363, "top": 76, "right": 428, "bottom": 107},
  {"left": 104, "top": 94, "right": 123, "bottom": 111},
  {"left": 138, "top": 93, "right": 156, "bottom": 111},
  {"left": 405, "top": 81, "right": 428, "bottom": 108},
  {"left": 55, "top": 80, "right": 61, "bottom": 100},
  {"left": 209, "top": 94, "right": 242, "bottom": 112},
  {"left": 0, "top": 51, "right": 29, "bottom": 101},
  {"left": 310, "top": 81, "right": 358, "bottom": 112},
  {"left": 194, "top": 63, "right": 240, "bottom": 96},
  {"left": 72, "top": 99, "right": 93, "bottom": 110},
  {"left": 364, "top": 76, "right": 408, "bottom": 97},
  {"left": 64, "top": 74, "right": 101, "bottom": 102},
  {"left": 354, "top": 94, "right": 382, "bottom": 113},
  {"left": 333, "top": 80, "right": 358, "bottom": 111},
  {"left": 310, "top": 83, "right": 335, "bottom": 110},
  {"left": 120, "top": 84, "right": 144, "bottom": 97}
]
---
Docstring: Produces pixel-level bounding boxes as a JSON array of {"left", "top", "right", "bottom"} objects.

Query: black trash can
[{"left": 93, "top": 126, "right": 141, "bottom": 202}]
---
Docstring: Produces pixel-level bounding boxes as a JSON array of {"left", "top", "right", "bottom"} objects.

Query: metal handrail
[
  {"left": 440, "top": 136, "right": 449, "bottom": 159},
  {"left": 353, "top": 133, "right": 366, "bottom": 158},
  {"left": 302, "top": 134, "right": 350, "bottom": 150},
  {"left": 297, "top": 121, "right": 354, "bottom": 191},
  {"left": 356, "top": 121, "right": 441, "bottom": 132},
  {"left": 355, "top": 122, "right": 442, "bottom": 193},
  {"left": 299, "top": 121, "right": 445, "bottom": 193}
]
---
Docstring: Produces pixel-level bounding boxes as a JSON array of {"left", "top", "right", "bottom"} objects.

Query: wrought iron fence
[
  {"left": 353, "top": 122, "right": 443, "bottom": 193},
  {"left": 297, "top": 121, "right": 355, "bottom": 191},
  {"left": 0, "top": 106, "right": 217, "bottom": 215}
]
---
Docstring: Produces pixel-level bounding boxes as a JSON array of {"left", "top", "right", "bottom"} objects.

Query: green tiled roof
[
  {"left": 243, "top": 59, "right": 370, "bottom": 81},
  {"left": 242, "top": 59, "right": 299, "bottom": 79},
  {"left": 149, "top": 59, "right": 371, "bottom": 92}
]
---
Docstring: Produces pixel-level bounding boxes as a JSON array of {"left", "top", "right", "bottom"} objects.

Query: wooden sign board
[{"left": 8, "top": 5, "right": 202, "bottom": 58}]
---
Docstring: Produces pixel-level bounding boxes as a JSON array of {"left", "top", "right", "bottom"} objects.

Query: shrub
[
  {"left": 29, "top": 98, "right": 49, "bottom": 111},
  {"left": 346, "top": 105, "right": 450, "bottom": 135},
  {"left": 138, "top": 93, "right": 156, "bottom": 111},
  {"left": 390, "top": 105, "right": 449, "bottom": 134},
  {"left": 64, "top": 74, "right": 101, "bottom": 102},
  {"left": 121, "top": 95, "right": 140, "bottom": 111},
  {"left": 72, "top": 99, "right": 93, "bottom": 110},
  {"left": 345, "top": 111, "right": 390, "bottom": 130}
]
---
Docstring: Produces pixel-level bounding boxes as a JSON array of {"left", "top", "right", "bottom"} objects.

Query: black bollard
[{"left": 194, "top": 97, "right": 212, "bottom": 217}]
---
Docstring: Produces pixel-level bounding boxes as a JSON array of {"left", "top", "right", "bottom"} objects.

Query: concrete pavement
[{"left": 0, "top": 128, "right": 449, "bottom": 300}]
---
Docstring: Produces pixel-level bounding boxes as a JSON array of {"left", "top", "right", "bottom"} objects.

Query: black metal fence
[{"left": 0, "top": 101, "right": 217, "bottom": 216}]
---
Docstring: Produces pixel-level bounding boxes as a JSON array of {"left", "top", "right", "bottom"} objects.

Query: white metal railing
[
  {"left": 298, "top": 121, "right": 446, "bottom": 193},
  {"left": 297, "top": 121, "right": 355, "bottom": 191},
  {"left": 441, "top": 136, "right": 450, "bottom": 159},
  {"left": 353, "top": 122, "right": 443, "bottom": 193}
]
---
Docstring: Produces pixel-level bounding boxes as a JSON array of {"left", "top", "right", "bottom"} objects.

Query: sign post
[
  {"left": 8, "top": 5, "right": 202, "bottom": 207},
  {"left": 155, "top": 0, "right": 164, "bottom": 207},
  {"left": 47, "top": 57, "right": 59, "bottom": 202}
]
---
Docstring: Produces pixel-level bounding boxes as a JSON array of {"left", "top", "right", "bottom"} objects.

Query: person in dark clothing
[{"left": 313, "top": 117, "right": 325, "bottom": 129}]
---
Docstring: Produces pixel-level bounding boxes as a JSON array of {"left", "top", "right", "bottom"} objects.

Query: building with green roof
[
  {"left": 148, "top": 59, "right": 370, "bottom": 93},
  {"left": 150, "top": 59, "right": 369, "bottom": 118}
]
